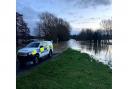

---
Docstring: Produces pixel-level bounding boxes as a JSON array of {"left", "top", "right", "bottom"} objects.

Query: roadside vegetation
[{"left": 17, "top": 49, "right": 111, "bottom": 89}]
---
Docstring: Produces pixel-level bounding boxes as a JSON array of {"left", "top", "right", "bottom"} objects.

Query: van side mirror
[{"left": 40, "top": 46, "right": 43, "bottom": 48}]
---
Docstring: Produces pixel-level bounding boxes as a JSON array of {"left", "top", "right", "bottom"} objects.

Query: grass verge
[{"left": 17, "top": 49, "right": 112, "bottom": 89}]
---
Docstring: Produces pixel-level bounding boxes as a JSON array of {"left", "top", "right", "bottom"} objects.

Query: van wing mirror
[{"left": 40, "top": 46, "right": 43, "bottom": 48}]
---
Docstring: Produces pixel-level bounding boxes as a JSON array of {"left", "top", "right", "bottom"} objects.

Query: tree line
[
  {"left": 71, "top": 19, "right": 112, "bottom": 43},
  {"left": 71, "top": 28, "right": 112, "bottom": 43}
]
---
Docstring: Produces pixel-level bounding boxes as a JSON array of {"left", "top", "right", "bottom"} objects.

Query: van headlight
[
  {"left": 27, "top": 52, "right": 32, "bottom": 55},
  {"left": 18, "top": 52, "right": 27, "bottom": 56}
]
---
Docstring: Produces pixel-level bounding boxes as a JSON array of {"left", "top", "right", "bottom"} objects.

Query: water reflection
[{"left": 67, "top": 39, "right": 112, "bottom": 68}]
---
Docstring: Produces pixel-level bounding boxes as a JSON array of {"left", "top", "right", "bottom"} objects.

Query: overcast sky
[{"left": 16, "top": 0, "right": 112, "bottom": 35}]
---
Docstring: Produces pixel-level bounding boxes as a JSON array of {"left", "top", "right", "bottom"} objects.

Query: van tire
[
  {"left": 48, "top": 50, "right": 53, "bottom": 58},
  {"left": 33, "top": 54, "right": 39, "bottom": 64}
]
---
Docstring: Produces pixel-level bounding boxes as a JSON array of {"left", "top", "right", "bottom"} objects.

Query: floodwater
[{"left": 67, "top": 39, "right": 112, "bottom": 68}]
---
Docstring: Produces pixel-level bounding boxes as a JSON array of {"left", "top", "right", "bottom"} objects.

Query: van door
[{"left": 39, "top": 43, "right": 49, "bottom": 57}]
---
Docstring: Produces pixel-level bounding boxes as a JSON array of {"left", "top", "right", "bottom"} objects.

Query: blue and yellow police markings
[
  {"left": 32, "top": 49, "right": 37, "bottom": 55},
  {"left": 40, "top": 47, "right": 44, "bottom": 53}
]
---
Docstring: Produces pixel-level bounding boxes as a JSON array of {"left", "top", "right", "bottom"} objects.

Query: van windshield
[{"left": 26, "top": 42, "right": 40, "bottom": 48}]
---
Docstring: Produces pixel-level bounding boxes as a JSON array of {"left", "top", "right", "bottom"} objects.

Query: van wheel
[
  {"left": 33, "top": 55, "right": 39, "bottom": 64},
  {"left": 48, "top": 50, "right": 53, "bottom": 58}
]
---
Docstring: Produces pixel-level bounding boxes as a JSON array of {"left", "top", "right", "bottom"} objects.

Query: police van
[{"left": 17, "top": 41, "right": 53, "bottom": 66}]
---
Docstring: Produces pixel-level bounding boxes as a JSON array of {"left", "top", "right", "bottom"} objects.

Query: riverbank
[{"left": 17, "top": 49, "right": 112, "bottom": 89}]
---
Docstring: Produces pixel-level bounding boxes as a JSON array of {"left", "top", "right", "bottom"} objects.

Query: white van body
[{"left": 17, "top": 41, "right": 53, "bottom": 65}]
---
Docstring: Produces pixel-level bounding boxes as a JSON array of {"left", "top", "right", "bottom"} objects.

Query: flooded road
[{"left": 67, "top": 39, "right": 112, "bottom": 68}]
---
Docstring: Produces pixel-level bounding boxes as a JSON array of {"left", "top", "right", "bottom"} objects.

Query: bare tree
[
  {"left": 100, "top": 19, "right": 112, "bottom": 30},
  {"left": 35, "top": 12, "right": 70, "bottom": 42},
  {"left": 16, "top": 12, "right": 30, "bottom": 46},
  {"left": 16, "top": 12, "right": 30, "bottom": 38},
  {"left": 100, "top": 19, "right": 112, "bottom": 40}
]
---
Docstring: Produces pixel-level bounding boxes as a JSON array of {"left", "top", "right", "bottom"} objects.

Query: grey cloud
[
  {"left": 62, "top": 0, "right": 111, "bottom": 8},
  {"left": 88, "top": 17, "right": 101, "bottom": 20},
  {"left": 16, "top": 2, "right": 39, "bottom": 35}
]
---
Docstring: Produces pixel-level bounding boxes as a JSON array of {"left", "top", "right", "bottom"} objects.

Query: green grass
[{"left": 17, "top": 49, "right": 112, "bottom": 89}]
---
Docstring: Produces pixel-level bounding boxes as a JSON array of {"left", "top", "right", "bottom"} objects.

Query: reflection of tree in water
[
  {"left": 93, "top": 42, "right": 109, "bottom": 54},
  {"left": 73, "top": 40, "right": 112, "bottom": 67},
  {"left": 79, "top": 41, "right": 109, "bottom": 54}
]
